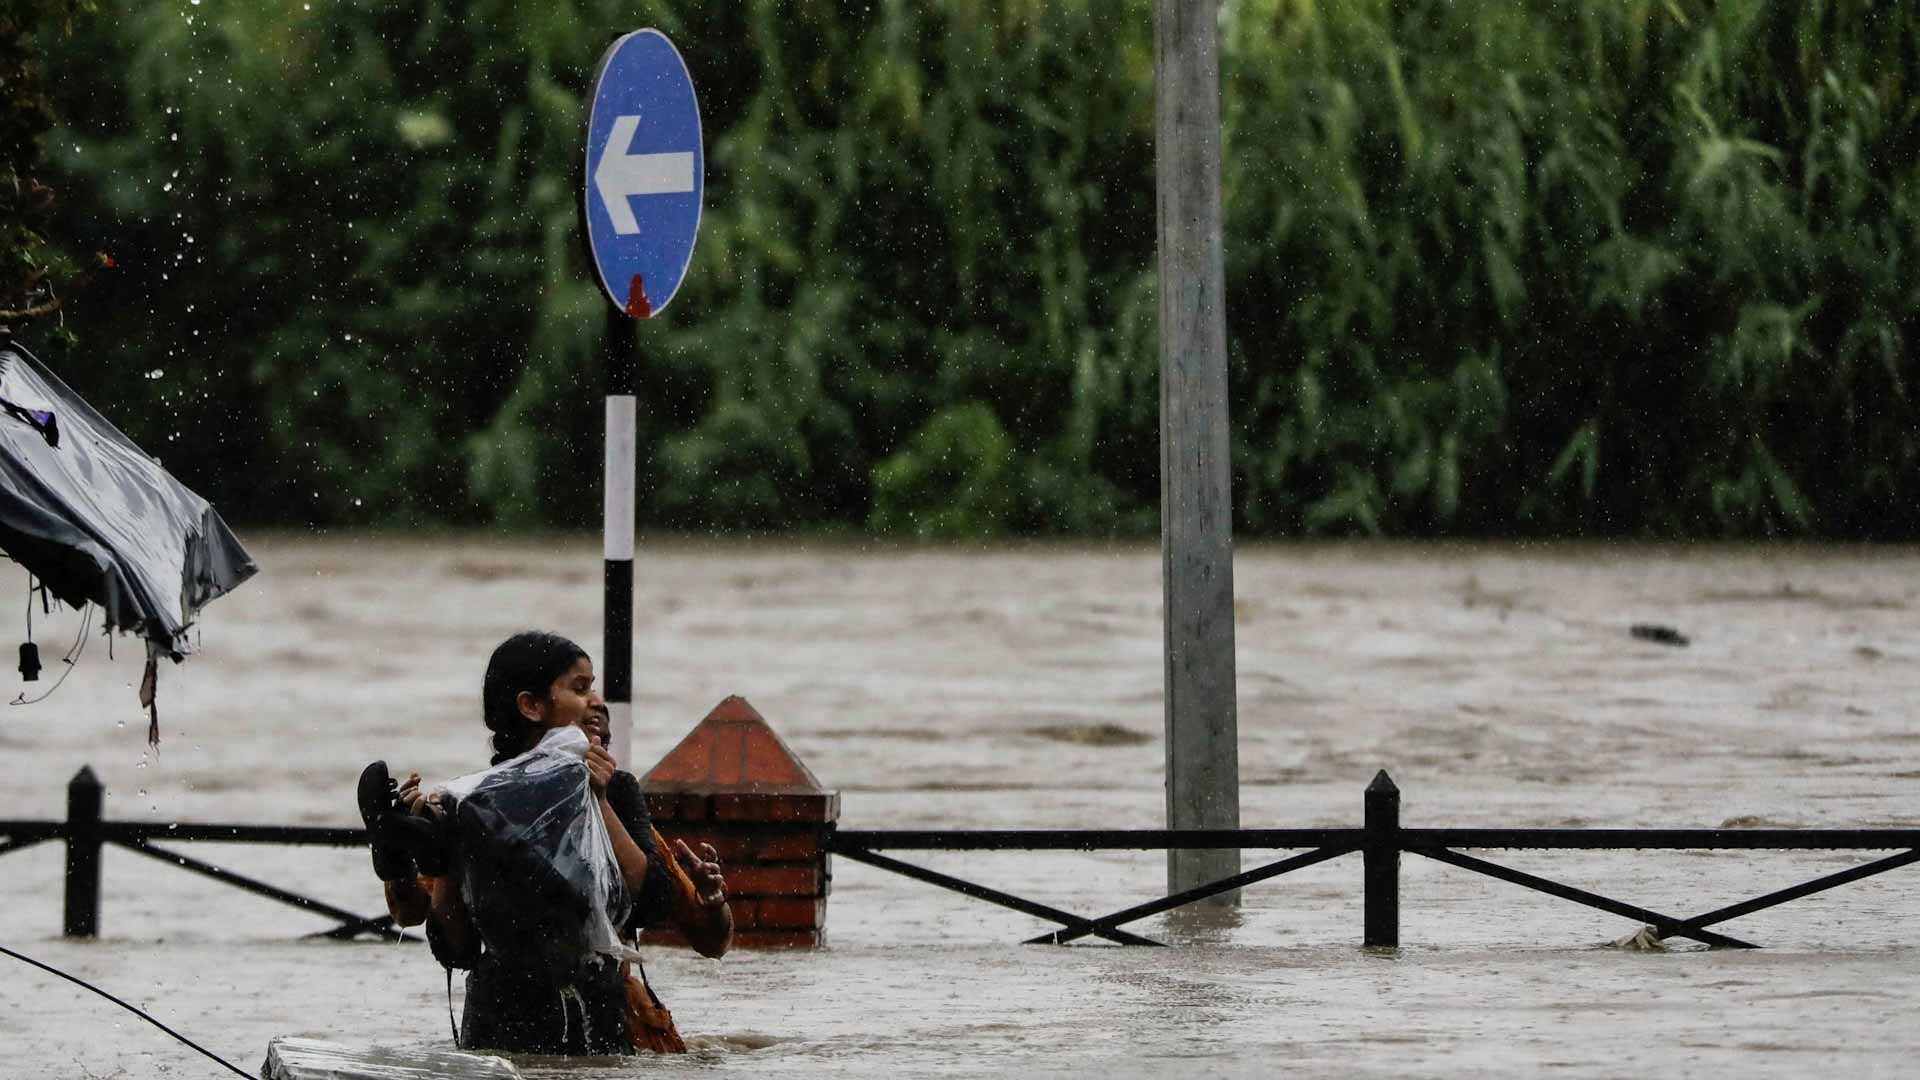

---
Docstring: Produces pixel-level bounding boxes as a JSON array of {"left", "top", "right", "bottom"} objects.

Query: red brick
[
  {"left": 639, "top": 924, "right": 823, "bottom": 950},
  {"left": 641, "top": 696, "right": 827, "bottom": 792},
  {"left": 754, "top": 831, "right": 821, "bottom": 861},
  {"left": 714, "top": 792, "right": 839, "bottom": 823},
  {"left": 726, "top": 865, "right": 823, "bottom": 897},
  {"left": 655, "top": 829, "right": 755, "bottom": 862},
  {"left": 756, "top": 897, "right": 826, "bottom": 930},
  {"left": 734, "top": 929, "right": 822, "bottom": 949},
  {"left": 641, "top": 900, "right": 766, "bottom": 933},
  {"left": 645, "top": 791, "right": 710, "bottom": 822}
]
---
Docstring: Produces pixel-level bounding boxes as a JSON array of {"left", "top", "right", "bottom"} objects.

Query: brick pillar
[{"left": 639, "top": 696, "right": 837, "bottom": 949}]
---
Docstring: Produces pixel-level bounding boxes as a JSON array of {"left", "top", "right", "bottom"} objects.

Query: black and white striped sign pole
[
  {"left": 582, "top": 29, "right": 704, "bottom": 769},
  {"left": 603, "top": 306, "right": 637, "bottom": 765}
]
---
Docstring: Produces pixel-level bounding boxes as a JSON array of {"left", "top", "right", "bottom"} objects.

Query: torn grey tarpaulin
[{"left": 0, "top": 341, "right": 256, "bottom": 741}]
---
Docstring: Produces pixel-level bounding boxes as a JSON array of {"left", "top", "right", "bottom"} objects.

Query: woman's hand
[
  {"left": 666, "top": 838, "right": 732, "bottom": 957},
  {"left": 395, "top": 771, "right": 423, "bottom": 811},
  {"left": 673, "top": 838, "right": 728, "bottom": 908},
  {"left": 396, "top": 771, "right": 447, "bottom": 820},
  {"left": 586, "top": 735, "right": 617, "bottom": 796}
]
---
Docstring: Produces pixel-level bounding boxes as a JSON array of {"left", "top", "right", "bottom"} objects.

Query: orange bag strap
[{"left": 650, "top": 825, "right": 706, "bottom": 924}]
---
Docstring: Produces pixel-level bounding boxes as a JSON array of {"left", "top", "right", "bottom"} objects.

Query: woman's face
[{"left": 519, "top": 656, "right": 610, "bottom": 744}]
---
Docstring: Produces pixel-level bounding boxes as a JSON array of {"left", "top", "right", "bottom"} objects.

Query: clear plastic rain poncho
[{"left": 437, "top": 726, "right": 635, "bottom": 979}]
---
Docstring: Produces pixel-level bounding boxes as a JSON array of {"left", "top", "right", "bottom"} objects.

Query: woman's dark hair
[{"left": 482, "top": 631, "right": 589, "bottom": 764}]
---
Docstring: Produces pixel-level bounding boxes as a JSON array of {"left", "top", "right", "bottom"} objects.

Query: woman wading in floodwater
[{"left": 359, "top": 631, "right": 732, "bottom": 1055}]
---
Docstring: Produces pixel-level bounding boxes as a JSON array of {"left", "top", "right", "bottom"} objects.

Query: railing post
[
  {"left": 1364, "top": 770, "right": 1399, "bottom": 948},
  {"left": 64, "top": 765, "right": 103, "bottom": 938}
]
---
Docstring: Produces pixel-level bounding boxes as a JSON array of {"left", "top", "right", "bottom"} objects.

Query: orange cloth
[
  {"left": 652, "top": 826, "right": 708, "bottom": 925},
  {"left": 621, "top": 962, "right": 686, "bottom": 1054},
  {"left": 619, "top": 827, "right": 701, "bottom": 1054}
]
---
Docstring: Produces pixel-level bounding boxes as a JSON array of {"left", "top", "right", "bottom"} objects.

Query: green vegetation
[
  {"left": 23, "top": 0, "right": 1920, "bottom": 537},
  {"left": 2, "top": 0, "right": 99, "bottom": 332}
]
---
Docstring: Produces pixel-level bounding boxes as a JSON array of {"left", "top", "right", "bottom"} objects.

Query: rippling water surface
[{"left": 4, "top": 537, "right": 1919, "bottom": 1077}]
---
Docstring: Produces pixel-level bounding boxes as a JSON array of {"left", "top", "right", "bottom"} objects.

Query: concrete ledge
[{"left": 263, "top": 1037, "right": 519, "bottom": 1079}]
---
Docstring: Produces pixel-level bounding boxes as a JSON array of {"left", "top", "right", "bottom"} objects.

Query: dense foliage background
[
  {"left": 18, "top": 0, "right": 1920, "bottom": 537},
  {"left": 2, "top": 0, "right": 99, "bottom": 329}
]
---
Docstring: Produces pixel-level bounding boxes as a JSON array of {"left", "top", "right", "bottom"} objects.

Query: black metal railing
[
  {"left": 0, "top": 767, "right": 408, "bottom": 941},
  {"left": 8, "top": 766, "right": 1916, "bottom": 949},
  {"left": 826, "top": 772, "right": 1920, "bottom": 948}
]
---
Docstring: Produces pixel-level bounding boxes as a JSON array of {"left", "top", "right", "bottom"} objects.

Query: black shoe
[
  {"left": 410, "top": 809, "right": 451, "bottom": 878},
  {"left": 357, "top": 760, "right": 418, "bottom": 882}
]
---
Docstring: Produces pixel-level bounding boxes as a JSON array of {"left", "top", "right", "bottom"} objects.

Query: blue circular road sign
[{"left": 583, "top": 30, "right": 704, "bottom": 318}]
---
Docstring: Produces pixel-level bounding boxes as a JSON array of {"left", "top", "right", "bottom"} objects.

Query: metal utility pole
[{"left": 1155, "top": 0, "right": 1240, "bottom": 904}]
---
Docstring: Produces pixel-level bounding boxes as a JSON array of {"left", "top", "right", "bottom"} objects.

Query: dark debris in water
[
  {"left": 1026, "top": 722, "right": 1153, "bottom": 747},
  {"left": 1630, "top": 623, "right": 1690, "bottom": 647}
]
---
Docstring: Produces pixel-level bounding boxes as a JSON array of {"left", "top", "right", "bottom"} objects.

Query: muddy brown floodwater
[{"left": 3, "top": 536, "right": 1920, "bottom": 1078}]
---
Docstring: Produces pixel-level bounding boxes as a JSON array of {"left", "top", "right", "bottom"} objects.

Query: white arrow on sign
[{"left": 593, "top": 115, "right": 695, "bottom": 236}]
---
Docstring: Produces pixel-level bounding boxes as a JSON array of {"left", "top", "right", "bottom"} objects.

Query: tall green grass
[
  {"left": 31, "top": 0, "right": 1920, "bottom": 537},
  {"left": 1222, "top": 0, "right": 1920, "bottom": 536}
]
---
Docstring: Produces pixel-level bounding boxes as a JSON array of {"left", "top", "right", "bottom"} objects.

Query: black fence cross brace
[
  {"left": 1656, "top": 846, "right": 1920, "bottom": 945},
  {"left": 112, "top": 836, "right": 415, "bottom": 942},
  {"left": 1409, "top": 844, "right": 1760, "bottom": 948},
  {"left": 833, "top": 847, "right": 1166, "bottom": 946},
  {"left": 1023, "top": 843, "right": 1359, "bottom": 945},
  {"left": 826, "top": 771, "right": 1920, "bottom": 948}
]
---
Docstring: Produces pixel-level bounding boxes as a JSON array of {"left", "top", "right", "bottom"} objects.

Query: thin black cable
[
  {"left": 65, "top": 604, "right": 87, "bottom": 662},
  {"left": 0, "top": 942, "right": 252, "bottom": 1079},
  {"left": 11, "top": 601, "right": 90, "bottom": 707}
]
